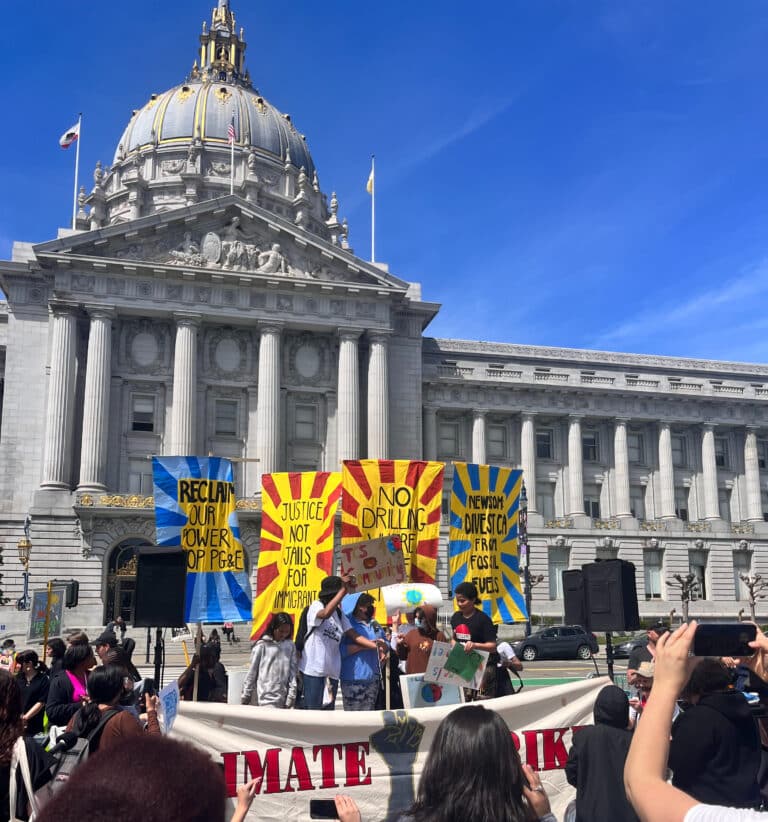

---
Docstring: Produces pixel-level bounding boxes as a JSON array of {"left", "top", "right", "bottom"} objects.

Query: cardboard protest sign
[
  {"left": 171, "top": 677, "right": 609, "bottom": 820},
  {"left": 152, "top": 457, "right": 251, "bottom": 622},
  {"left": 449, "top": 463, "right": 527, "bottom": 624},
  {"left": 252, "top": 472, "right": 341, "bottom": 639},
  {"left": 338, "top": 536, "right": 407, "bottom": 592},
  {"left": 423, "top": 640, "right": 490, "bottom": 691}
]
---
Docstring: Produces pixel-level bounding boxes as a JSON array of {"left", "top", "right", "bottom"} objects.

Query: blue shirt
[{"left": 340, "top": 615, "right": 380, "bottom": 682}]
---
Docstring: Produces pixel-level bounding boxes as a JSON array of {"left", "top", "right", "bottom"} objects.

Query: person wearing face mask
[
  {"left": 396, "top": 605, "right": 448, "bottom": 675},
  {"left": 340, "top": 593, "right": 384, "bottom": 711}
]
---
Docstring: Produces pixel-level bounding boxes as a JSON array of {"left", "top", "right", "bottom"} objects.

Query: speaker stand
[
  {"left": 605, "top": 632, "right": 615, "bottom": 682},
  {"left": 153, "top": 628, "right": 165, "bottom": 690}
]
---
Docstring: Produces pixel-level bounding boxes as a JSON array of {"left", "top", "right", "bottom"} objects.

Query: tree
[
  {"left": 739, "top": 572, "right": 768, "bottom": 622},
  {"left": 667, "top": 573, "right": 700, "bottom": 622}
]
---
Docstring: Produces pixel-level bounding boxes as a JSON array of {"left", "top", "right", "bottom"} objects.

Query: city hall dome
[{"left": 88, "top": 0, "right": 342, "bottom": 243}]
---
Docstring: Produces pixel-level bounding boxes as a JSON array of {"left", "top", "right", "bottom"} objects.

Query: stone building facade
[{"left": 1, "top": 0, "right": 767, "bottom": 627}]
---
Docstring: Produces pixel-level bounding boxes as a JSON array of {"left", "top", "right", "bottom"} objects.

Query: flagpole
[
  {"left": 230, "top": 136, "right": 234, "bottom": 196},
  {"left": 370, "top": 155, "right": 376, "bottom": 264},
  {"left": 71, "top": 113, "right": 82, "bottom": 230}
]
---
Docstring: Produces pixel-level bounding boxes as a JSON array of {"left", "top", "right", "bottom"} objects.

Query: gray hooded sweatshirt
[{"left": 241, "top": 635, "right": 298, "bottom": 708}]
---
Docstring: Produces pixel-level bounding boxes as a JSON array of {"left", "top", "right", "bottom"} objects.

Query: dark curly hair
[{"left": 0, "top": 670, "right": 24, "bottom": 766}]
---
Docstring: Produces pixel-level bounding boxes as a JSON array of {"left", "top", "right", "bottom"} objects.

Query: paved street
[{"left": 516, "top": 657, "right": 630, "bottom": 688}]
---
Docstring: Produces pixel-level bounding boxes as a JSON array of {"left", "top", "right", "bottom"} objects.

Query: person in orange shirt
[{"left": 396, "top": 605, "right": 447, "bottom": 675}]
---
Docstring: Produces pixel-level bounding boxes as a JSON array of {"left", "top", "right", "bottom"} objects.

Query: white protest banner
[
  {"left": 423, "top": 639, "right": 489, "bottom": 691},
  {"left": 338, "top": 536, "right": 407, "bottom": 592},
  {"left": 158, "top": 680, "right": 180, "bottom": 734},
  {"left": 171, "top": 677, "right": 608, "bottom": 821},
  {"left": 381, "top": 583, "right": 443, "bottom": 615}
]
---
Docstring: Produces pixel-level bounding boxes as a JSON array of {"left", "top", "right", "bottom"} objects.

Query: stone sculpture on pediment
[
  {"left": 208, "top": 161, "right": 231, "bottom": 177},
  {"left": 256, "top": 243, "right": 288, "bottom": 274},
  {"left": 169, "top": 232, "right": 205, "bottom": 266}
]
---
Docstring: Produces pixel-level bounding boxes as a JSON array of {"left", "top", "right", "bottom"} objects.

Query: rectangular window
[
  {"left": 675, "top": 487, "right": 689, "bottom": 522},
  {"left": 718, "top": 488, "right": 731, "bottom": 522},
  {"left": 536, "top": 429, "right": 553, "bottom": 460},
  {"left": 671, "top": 435, "right": 687, "bottom": 468},
  {"left": 548, "top": 547, "right": 569, "bottom": 600},
  {"left": 628, "top": 432, "right": 645, "bottom": 464},
  {"left": 128, "top": 458, "right": 153, "bottom": 495},
  {"left": 582, "top": 432, "right": 599, "bottom": 462},
  {"left": 438, "top": 421, "right": 460, "bottom": 458},
  {"left": 733, "top": 552, "right": 751, "bottom": 599},
  {"left": 643, "top": 549, "right": 663, "bottom": 599},
  {"left": 689, "top": 550, "right": 708, "bottom": 600},
  {"left": 715, "top": 436, "right": 729, "bottom": 469},
  {"left": 758, "top": 440, "right": 768, "bottom": 470},
  {"left": 295, "top": 404, "right": 317, "bottom": 440},
  {"left": 131, "top": 395, "right": 155, "bottom": 433},
  {"left": 584, "top": 496, "right": 600, "bottom": 519},
  {"left": 486, "top": 424, "right": 507, "bottom": 460},
  {"left": 538, "top": 488, "right": 555, "bottom": 521},
  {"left": 630, "top": 488, "right": 645, "bottom": 520},
  {"left": 214, "top": 400, "right": 238, "bottom": 436}
]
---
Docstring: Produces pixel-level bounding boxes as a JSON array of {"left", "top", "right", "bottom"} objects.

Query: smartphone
[
  {"left": 309, "top": 799, "right": 339, "bottom": 819},
  {"left": 692, "top": 623, "right": 757, "bottom": 657}
]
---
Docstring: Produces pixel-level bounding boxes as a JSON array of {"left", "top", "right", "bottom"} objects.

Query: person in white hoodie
[{"left": 241, "top": 612, "right": 298, "bottom": 708}]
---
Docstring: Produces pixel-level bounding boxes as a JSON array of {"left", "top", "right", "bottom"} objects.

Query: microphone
[{"left": 49, "top": 731, "right": 78, "bottom": 756}]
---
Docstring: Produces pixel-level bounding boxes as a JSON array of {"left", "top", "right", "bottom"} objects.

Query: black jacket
[
  {"left": 45, "top": 670, "right": 81, "bottom": 727},
  {"left": 669, "top": 690, "right": 761, "bottom": 808},
  {"left": 565, "top": 685, "right": 640, "bottom": 822}
]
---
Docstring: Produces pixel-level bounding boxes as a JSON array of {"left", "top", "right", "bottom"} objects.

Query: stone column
[
  {"left": 744, "top": 427, "right": 763, "bottom": 521},
  {"left": 41, "top": 303, "right": 79, "bottom": 488},
  {"left": 169, "top": 314, "right": 200, "bottom": 455},
  {"left": 520, "top": 413, "right": 537, "bottom": 512},
  {"left": 472, "top": 409, "right": 486, "bottom": 464},
  {"left": 367, "top": 332, "right": 389, "bottom": 459},
  {"left": 256, "top": 324, "right": 282, "bottom": 486},
  {"left": 613, "top": 418, "right": 632, "bottom": 517},
  {"left": 337, "top": 329, "right": 361, "bottom": 464},
  {"left": 567, "top": 416, "right": 585, "bottom": 516},
  {"left": 423, "top": 406, "right": 437, "bottom": 461},
  {"left": 658, "top": 422, "right": 676, "bottom": 519},
  {"left": 701, "top": 424, "right": 720, "bottom": 520},
  {"left": 77, "top": 307, "right": 114, "bottom": 490}
]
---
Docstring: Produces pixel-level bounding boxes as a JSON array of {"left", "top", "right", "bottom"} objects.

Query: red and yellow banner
[
  {"left": 251, "top": 472, "right": 342, "bottom": 639},
  {"left": 341, "top": 460, "right": 445, "bottom": 598}
]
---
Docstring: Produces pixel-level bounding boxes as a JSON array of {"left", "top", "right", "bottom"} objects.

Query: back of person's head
[
  {"left": 76, "top": 664, "right": 126, "bottom": 738},
  {"left": 0, "top": 670, "right": 23, "bottom": 765},
  {"left": 410, "top": 704, "right": 528, "bottom": 822},
  {"left": 199, "top": 643, "right": 218, "bottom": 669},
  {"left": 36, "top": 735, "right": 227, "bottom": 822},
  {"left": 594, "top": 684, "right": 630, "bottom": 729},
  {"left": 685, "top": 657, "right": 734, "bottom": 699},
  {"left": 121, "top": 636, "right": 136, "bottom": 659},
  {"left": 47, "top": 638, "right": 66, "bottom": 660},
  {"left": 63, "top": 642, "right": 94, "bottom": 672},
  {"left": 104, "top": 647, "right": 140, "bottom": 681},
  {"left": 67, "top": 631, "right": 90, "bottom": 647},
  {"left": 208, "top": 628, "right": 220, "bottom": 643}
]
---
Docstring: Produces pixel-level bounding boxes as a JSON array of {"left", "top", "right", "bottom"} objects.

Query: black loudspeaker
[
  {"left": 51, "top": 579, "right": 79, "bottom": 608},
  {"left": 582, "top": 559, "right": 640, "bottom": 633},
  {"left": 562, "top": 569, "right": 587, "bottom": 628},
  {"left": 133, "top": 548, "right": 187, "bottom": 628}
]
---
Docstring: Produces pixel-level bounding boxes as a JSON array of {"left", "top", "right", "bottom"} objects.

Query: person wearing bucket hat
[{"left": 299, "top": 574, "right": 386, "bottom": 709}]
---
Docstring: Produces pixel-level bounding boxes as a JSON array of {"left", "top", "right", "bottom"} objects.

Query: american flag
[{"left": 227, "top": 112, "right": 237, "bottom": 144}]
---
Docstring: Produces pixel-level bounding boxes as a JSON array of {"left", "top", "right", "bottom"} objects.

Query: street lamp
[
  {"left": 16, "top": 535, "right": 31, "bottom": 611},
  {"left": 520, "top": 482, "right": 532, "bottom": 636}
]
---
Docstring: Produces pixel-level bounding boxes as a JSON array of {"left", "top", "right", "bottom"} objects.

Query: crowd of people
[{"left": 5, "top": 579, "right": 768, "bottom": 821}]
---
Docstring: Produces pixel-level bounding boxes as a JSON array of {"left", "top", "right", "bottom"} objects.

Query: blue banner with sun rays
[
  {"left": 448, "top": 464, "right": 527, "bottom": 624},
  {"left": 152, "top": 456, "right": 252, "bottom": 623}
]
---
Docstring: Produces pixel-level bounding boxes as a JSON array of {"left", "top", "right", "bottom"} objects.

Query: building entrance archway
[{"left": 105, "top": 537, "right": 153, "bottom": 623}]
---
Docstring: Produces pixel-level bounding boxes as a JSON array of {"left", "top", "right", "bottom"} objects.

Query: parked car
[
  {"left": 511, "top": 625, "right": 599, "bottom": 661},
  {"left": 612, "top": 632, "right": 648, "bottom": 660}
]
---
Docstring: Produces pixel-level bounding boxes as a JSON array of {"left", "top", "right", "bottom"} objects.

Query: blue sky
[{"left": 2, "top": 1, "right": 768, "bottom": 362}]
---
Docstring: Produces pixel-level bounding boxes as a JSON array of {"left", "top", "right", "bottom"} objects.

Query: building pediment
[{"left": 32, "top": 196, "right": 409, "bottom": 294}]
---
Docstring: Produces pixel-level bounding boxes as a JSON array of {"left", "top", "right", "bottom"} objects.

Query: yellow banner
[
  {"left": 341, "top": 460, "right": 445, "bottom": 621},
  {"left": 252, "top": 472, "right": 342, "bottom": 638}
]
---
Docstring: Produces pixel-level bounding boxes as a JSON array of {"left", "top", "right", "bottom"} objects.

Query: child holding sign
[{"left": 451, "top": 582, "right": 499, "bottom": 699}]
